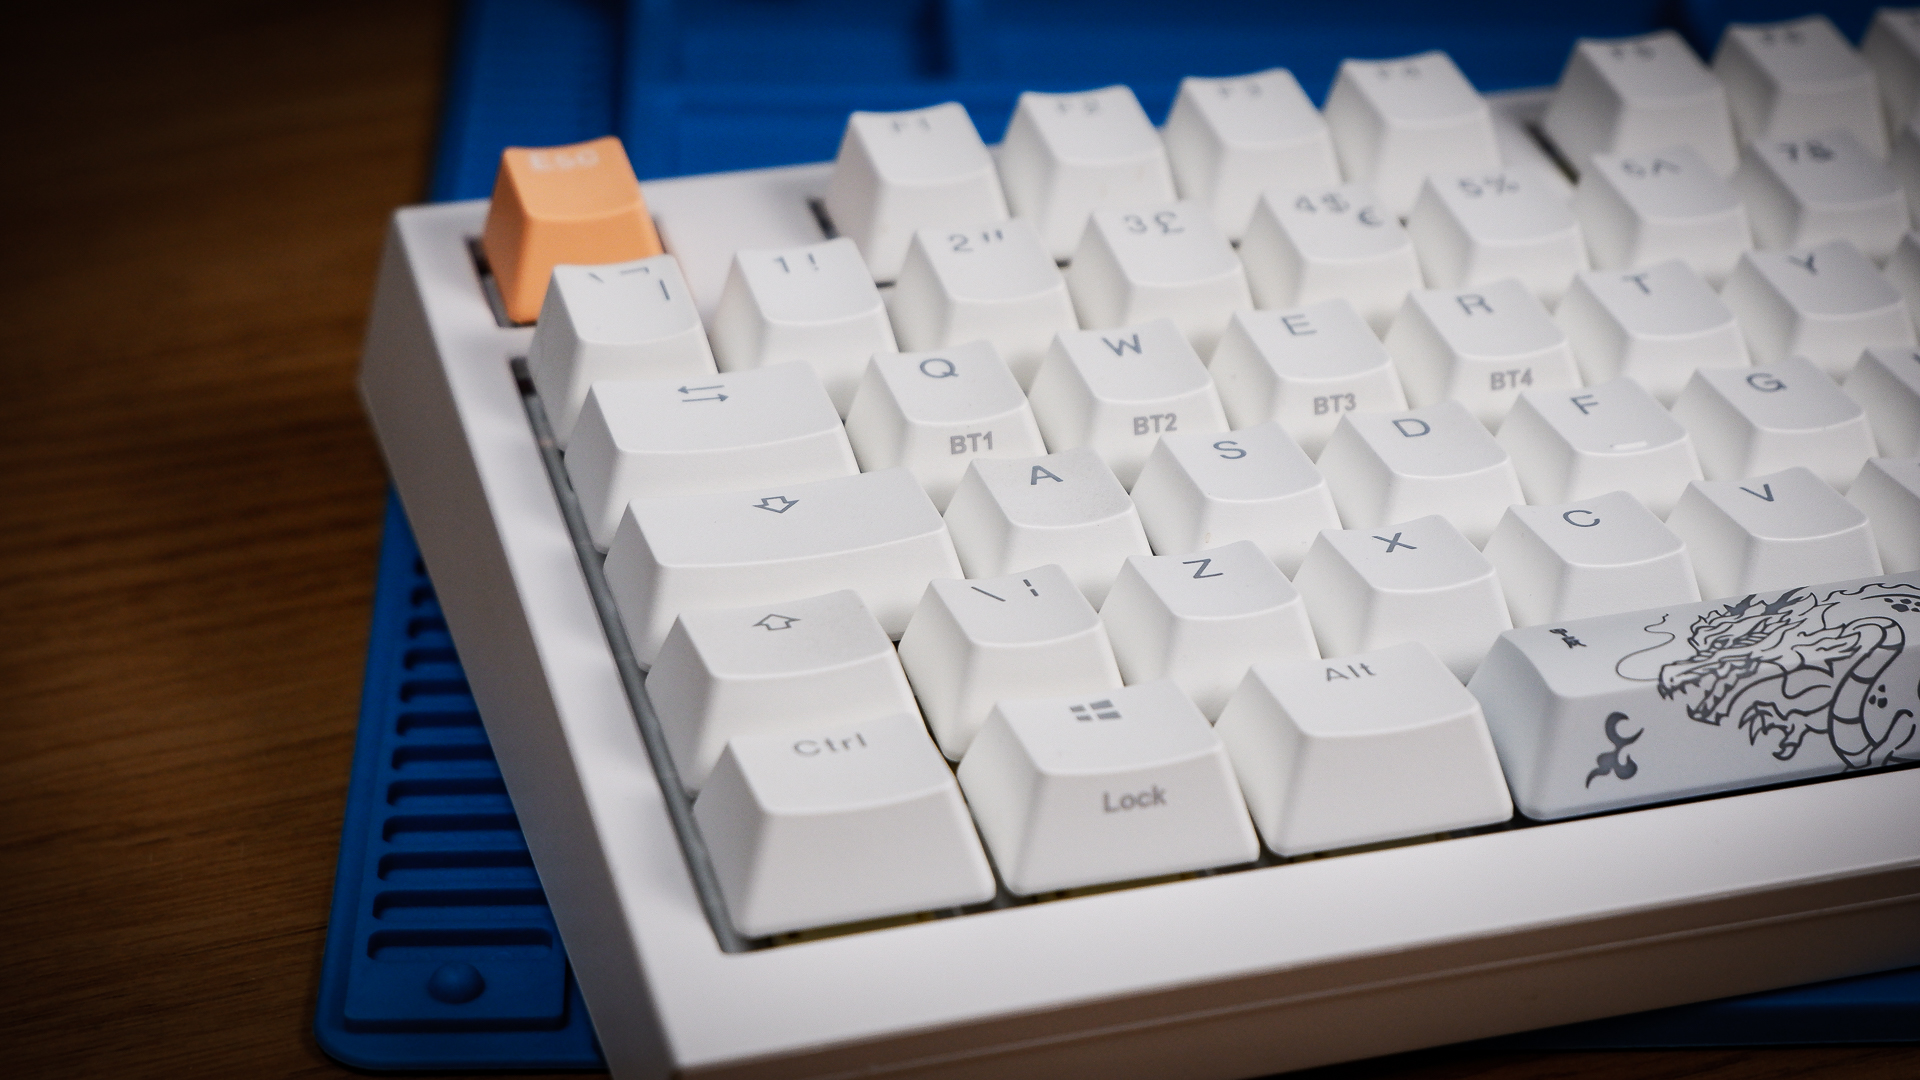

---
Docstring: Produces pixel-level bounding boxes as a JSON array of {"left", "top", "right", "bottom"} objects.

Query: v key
[{"left": 1740, "top": 483, "right": 1775, "bottom": 501}]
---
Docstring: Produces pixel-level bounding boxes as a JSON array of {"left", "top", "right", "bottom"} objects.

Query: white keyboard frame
[{"left": 358, "top": 91, "right": 1920, "bottom": 1080}]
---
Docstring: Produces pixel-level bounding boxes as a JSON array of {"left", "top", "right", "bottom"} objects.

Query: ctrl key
[
  {"left": 694, "top": 713, "right": 996, "bottom": 938},
  {"left": 1215, "top": 642, "right": 1513, "bottom": 857},
  {"left": 957, "top": 681, "right": 1259, "bottom": 895}
]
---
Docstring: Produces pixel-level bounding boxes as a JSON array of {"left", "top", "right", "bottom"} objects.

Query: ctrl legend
[{"left": 793, "top": 732, "right": 869, "bottom": 757}]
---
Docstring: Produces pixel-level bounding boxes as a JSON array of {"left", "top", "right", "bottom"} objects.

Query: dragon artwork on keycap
[{"left": 1640, "top": 581, "right": 1920, "bottom": 771}]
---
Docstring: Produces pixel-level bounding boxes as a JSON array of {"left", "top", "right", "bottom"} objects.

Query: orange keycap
[{"left": 480, "top": 136, "right": 664, "bottom": 324}]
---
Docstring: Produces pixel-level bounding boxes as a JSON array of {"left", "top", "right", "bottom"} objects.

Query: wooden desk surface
[{"left": 0, "top": 3, "right": 1911, "bottom": 1077}]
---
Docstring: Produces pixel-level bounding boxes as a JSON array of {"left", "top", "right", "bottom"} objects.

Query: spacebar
[
  {"left": 1470, "top": 573, "right": 1920, "bottom": 821},
  {"left": 603, "top": 467, "right": 963, "bottom": 669}
]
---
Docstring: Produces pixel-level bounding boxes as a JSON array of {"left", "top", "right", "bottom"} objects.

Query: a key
[
  {"left": 1484, "top": 491, "right": 1700, "bottom": 626},
  {"left": 603, "top": 468, "right": 960, "bottom": 666},
  {"left": 1883, "top": 228, "right": 1920, "bottom": 327},
  {"left": 1734, "top": 129, "right": 1906, "bottom": 262},
  {"left": 1496, "top": 378, "right": 1703, "bottom": 517},
  {"left": 1848, "top": 457, "right": 1920, "bottom": 571},
  {"left": 1896, "top": 119, "right": 1920, "bottom": 229},
  {"left": 1554, "top": 260, "right": 1751, "bottom": 405},
  {"left": 1384, "top": 278, "right": 1583, "bottom": 427},
  {"left": 1027, "top": 320, "right": 1228, "bottom": 488},
  {"left": 567, "top": 363, "right": 858, "bottom": 550},
  {"left": 1405, "top": 167, "right": 1590, "bottom": 306},
  {"left": 823, "top": 103, "right": 1009, "bottom": 281},
  {"left": 1215, "top": 641, "right": 1513, "bottom": 856},
  {"left": 1207, "top": 301, "right": 1409, "bottom": 457},
  {"left": 527, "top": 255, "right": 718, "bottom": 448},
  {"left": 480, "top": 136, "right": 664, "bottom": 324},
  {"left": 1101, "top": 541, "right": 1319, "bottom": 720},
  {"left": 1666, "top": 467, "right": 1883, "bottom": 598},
  {"left": 1671, "top": 356, "right": 1879, "bottom": 490},
  {"left": 1720, "top": 240, "right": 1916, "bottom": 378},
  {"left": 1571, "top": 145, "right": 1752, "bottom": 287},
  {"left": 1239, "top": 184, "right": 1422, "bottom": 334},
  {"left": 1130, "top": 422, "right": 1341, "bottom": 576},
  {"left": 896, "top": 564, "right": 1124, "bottom": 760},
  {"left": 1161, "top": 69, "right": 1341, "bottom": 241},
  {"left": 1470, "top": 575, "right": 1920, "bottom": 821},
  {"left": 888, "top": 220, "right": 1077, "bottom": 388},
  {"left": 1064, "top": 201, "right": 1252, "bottom": 355},
  {"left": 647, "top": 590, "right": 921, "bottom": 791},
  {"left": 709, "top": 237, "right": 899, "bottom": 414},
  {"left": 997, "top": 86, "right": 1178, "bottom": 261},
  {"left": 955, "top": 680, "right": 1260, "bottom": 895},
  {"left": 843, "top": 342, "right": 1047, "bottom": 511},
  {"left": 1317, "top": 401, "right": 1525, "bottom": 547},
  {"left": 1542, "top": 30, "right": 1741, "bottom": 178},
  {"left": 1845, "top": 345, "right": 1920, "bottom": 456},
  {"left": 943, "top": 448, "right": 1152, "bottom": 607},
  {"left": 1714, "top": 15, "right": 1889, "bottom": 158},
  {"left": 1322, "top": 51, "right": 1502, "bottom": 218},
  {"left": 694, "top": 711, "right": 996, "bottom": 937},
  {"left": 1865, "top": 8, "right": 1920, "bottom": 134},
  {"left": 1293, "top": 515, "right": 1514, "bottom": 681}
]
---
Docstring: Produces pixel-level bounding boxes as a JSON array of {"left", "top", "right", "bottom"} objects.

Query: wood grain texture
[{"left": 0, "top": 3, "right": 1909, "bottom": 1078}]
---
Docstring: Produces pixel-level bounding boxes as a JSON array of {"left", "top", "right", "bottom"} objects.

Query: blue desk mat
[{"left": 318, "top": 0, "right": 1918, "bottom": 1067}]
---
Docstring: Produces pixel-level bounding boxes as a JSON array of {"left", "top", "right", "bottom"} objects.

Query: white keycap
[
  {"left": 1496, "top": 378, "right": 1703, "bottom": 516},
  {"left": 1666, "top": 467, "right": 1883, "bottom": 598},
  {"left": 1293, "top": 515, "right": 1513, "bottom": 681},
  {"left": 1734, "top": 128, "right": 1906, "bottom": 261},
  {"left": 1489, "top": 91, "right": 1575, "bottom": 202},
  {"left": 1207, "top": 302, "right": 1409, "bottom": 457},
  {"left": 1129, "top": 421, "right": 1341, "bottom": 576},
  {"left": 823, "top": 102, "right": 1009, "bottom": 281},
  {"left": 1671, "top": 356, "right": 1879, "bottom": 489},
  {"left": 888, "top": 220, "right": 1078, "bottom": 388},
  {"left": 1316, "top": 401, "right": 1525, "bottom": 547},
  {"left": 997, "top": 86, "right": 1178, "bottom": 260},
  {"left": 1865, "top": 8, "right": 1920, "bottom": 133},
  {"left": 647, "top": 590, "right": 920, "bottom": 791},
  {"left": 709, "top": 238, "right": 899, "bottom": 414},
  {"left": 1239, "top": 184, "right": 1422, "bottom": 334},
  {"left": 1543, "top": 30, "right": 1741, "bottom": 178},
  {"left": 943, "top": 448, "right": 1151, "bottom": 607},
  {"left": 956, "top": 680, "right": 1259, "bottom": 895},
  {"left": 1896, "top": 119, "right": 1920, "bottom": 228},
  {"left": 1471, "top": 577, "right": 1920, "bottom": 822},
  {"left": 897, "top": 564, "right": 1123, "bottom": 760},
  {"left": 1554, "top": 260, "right": 1751, "bottom": 405},
  {"left": 1846, "top": 345, "right": 1920, "bottom": 455},
  {"left": 1100, "top": 542, "right": 1320, "bottom": 719},
  {"left": 1161, "top": 69, "right": 1341, "bottom": 240},
  {"left": 604, "top": 468, "right": 961, "bottom": 666},
  {"left": 1720, "top": 241, "right": 1916, "bottom": 377},
  {"left": 694, "top": 712, "right": 995, "bottom": 937},
  {"left": 1849, "top": 457, "right": 1920, "bottom": 571},
  {"left": 843, "top": 342, "right": 1047, "bottom": 510},
  {"left": 1216, "top": 642, "right": 1512, "bottom": 856},
  {"left": 1405, "top": 167, "right": 1589, "bottom": 305},
  {"left": 1064, "top": 201, "right": 1252, "bottom": 355},
  {"left": 1883, "top": 228, "right": 1920, "bottom": 327},
  {"left": 527, "top": 255, "right": 718, "bottom": 447},
  {"left": 1027, "top": 320, "right": 1228, "bottom": 487},
  {"left": 1384, "top": 279, "right": 1582, "bottom": 427},
  {"left": 1322, "top": 51, "right": 1502, "bottom": 218},
  {"left": 1571, "top": 145, "right": 1752, "bottom": 286},
  {"left": 1714, "top": 15, "right": 1888, "bottom": 157},
  {"left": 1484, "top": 492, "right": 1700, "bottom": 626},
  {"left": 567, "top": 363, "right": 858, "bottom": 550}
]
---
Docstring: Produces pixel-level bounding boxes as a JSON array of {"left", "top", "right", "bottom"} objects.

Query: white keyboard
[{"left": 359, "top": 13, "right": 1920, "bottom": 1078}]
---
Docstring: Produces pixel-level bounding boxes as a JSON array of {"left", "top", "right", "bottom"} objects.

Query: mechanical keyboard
[{"left": 353, "top": 6, "right": 1920, "bottom": 1076}]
